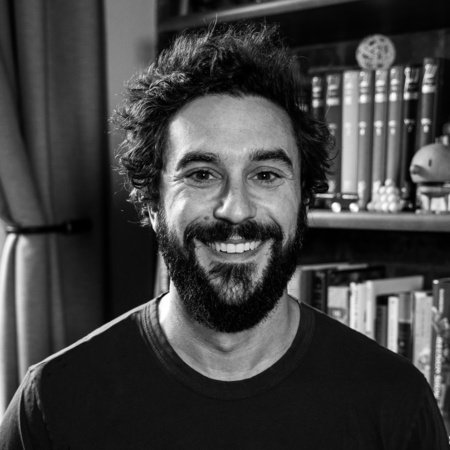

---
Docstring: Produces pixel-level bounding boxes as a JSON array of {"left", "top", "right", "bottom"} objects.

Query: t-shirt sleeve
[
  {"left": 0, "top": 369, "right": 52, "bottom": 450},
  {"left": 403, "top": 383, "right": 450, "bottom": 450}
]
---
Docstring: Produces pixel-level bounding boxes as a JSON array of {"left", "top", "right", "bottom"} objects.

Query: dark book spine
[
  {"left": 385, "top": 66, "right": 404, "bottom": 187},
  {"left": 311, "top": 270, "right": 328, "bottom": 312},
  {"left": 416, "top": 58, "right": 450, "bottom": 150},
  {"left": 356, "top": 70, "right": 374, "bottom": 209},
  {"left": 399, "top": 65, "right": 421, "bottom": 209},
  {"left": 397, "top": 292, "right": 413, "bottom": 360},
  {"left": 311, "top": 74, "right": 325, "bottom": 121},
  {"left": 325, "top": 72, "right": 343, "bottom": 195},
  {"left": 371, "top": 69, "right": 389, "bottom": 196},
  {"left": 375, "top": 299, "right": 388, "bottom": 348}
]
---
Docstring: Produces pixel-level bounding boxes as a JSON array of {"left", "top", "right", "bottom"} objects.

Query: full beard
[{"left": 155, "top": 208, "right": 306, "bottom": 333}]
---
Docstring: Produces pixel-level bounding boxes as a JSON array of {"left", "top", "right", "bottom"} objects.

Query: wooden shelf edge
[
  {"left": 159, "top": 0, "right": 361, "bottom": 32},
  {"left": 308, "top": 211, "right": 450, "bottom": 232}
]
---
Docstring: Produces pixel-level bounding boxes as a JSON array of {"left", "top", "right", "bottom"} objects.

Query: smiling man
[{"left": 1, "top": 23, "right": 449, "bottom": 449}]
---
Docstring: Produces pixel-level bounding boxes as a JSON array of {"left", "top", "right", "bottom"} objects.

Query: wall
[{"left": 104, "top": 0, "right": 158, "bottom": 318}]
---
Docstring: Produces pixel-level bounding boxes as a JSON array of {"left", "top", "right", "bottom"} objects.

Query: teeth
[{"left": 209, "top": 241, "right": 261, "bottom": 254}]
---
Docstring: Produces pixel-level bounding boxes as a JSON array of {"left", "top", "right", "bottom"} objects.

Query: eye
[
  {"left": 252, "top": 170, "right": 283, "bottom": 186},
  {"left": 185, "top": 169, "right": 220, "bottom": 186}
]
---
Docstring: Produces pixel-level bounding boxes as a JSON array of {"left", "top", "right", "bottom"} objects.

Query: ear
[{"left": 148, "top": 205, "right": 158, "bottom": 232}]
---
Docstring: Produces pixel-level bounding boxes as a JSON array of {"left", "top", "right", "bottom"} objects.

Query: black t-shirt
[{"left": 0, "top": 297, "right": 449, "bottom": 449}]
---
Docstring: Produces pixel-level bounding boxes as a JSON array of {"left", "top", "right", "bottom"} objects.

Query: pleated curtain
[{"left": 0, "top": 0, "right": 107, "bottom": 417}]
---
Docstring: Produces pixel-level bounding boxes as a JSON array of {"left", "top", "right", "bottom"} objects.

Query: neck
[{"left": 158, "top": 284, "right": 300, "bottom": 381}]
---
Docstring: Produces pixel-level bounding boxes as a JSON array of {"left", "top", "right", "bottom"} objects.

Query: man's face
[{"left": 150, "top": 94, "right": 304, "bottom": 332}]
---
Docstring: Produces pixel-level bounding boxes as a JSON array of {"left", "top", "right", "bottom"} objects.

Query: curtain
[{"left": 0, "top": 0, "right": 107, "bottom": 416}]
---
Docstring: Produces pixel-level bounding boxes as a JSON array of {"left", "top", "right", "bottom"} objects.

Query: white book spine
[
  {"left": 341, "top": 70, "right": 359, "bottom": 194},
  {"left": 287, "top": 266, "right": 302, "bottom": 301},
  {"left": 349, "top": 282, "right": 359, "bottom": 331},
  {"left": 349, "top": 282, "right": 366, "bottom": 334},
  {"left": 365, "top": 282, "right": 376, "bottom": 339},
  {"left": 412, "top": 291, "right": 433, "bottom": 383},
  {"left": 387, "top": 295, "right": 399, "bottom": 352}
]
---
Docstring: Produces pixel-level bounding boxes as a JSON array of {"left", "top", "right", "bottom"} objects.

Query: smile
[{"left": 207, "top": 241, "right": 262, "bottom": 254}]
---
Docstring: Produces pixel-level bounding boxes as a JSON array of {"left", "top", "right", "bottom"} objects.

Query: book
[
  {"left": 412, "top": 290, "right": 433, "bottom": 383},
  {"left": 430, "top": 277, "right": 450, "bottom": 419},
  {"left": 310, "top": 264, "right": 356, "bottom": 312},
  {"left": 349, "top": 281, "right": 367, "bottom": 334},
  {"left": 327, "top": 264, "right": 385, "bottom": 329},
  {"left": 287, "top": 265, "right": 303, "bottom": 302},
  {"left": 287, "top": 261, "right": 353, "bottom": 306},
  {"left": 364, "top": 275, "right": 424, "bottom": 340},
  {"left": 397, "top": 292, "right": 414, "bottom": 359},
  {"left": 416, "top": 57, "right": 450, "bottom": 150},
  {"left": 328, "top": 285, "right": 351, "bottom": 325},
  {"left": 311, "top": 74, "right": 326, "bottom": 121},
  {"left": 385, "top": 66, "right": 405, "bottom": 188},
  {"left": 341, "top": 70, "right": 360, "bottom": 196},
  {"left": 311, "top": 263, "right": 384, "bottom": 314},
  {"left": 324, "top": 72, "right": 343, "bottom": 195},
  {"left": 356, "top": 70, "right": 375, "bottom": 209},
  {"left": 339, "top": 265, "right": 385, "bottom": 334},
  {"left": 371, "top": 69, "right": 389, "bottom": 197},
  {"left": 375, "top": 295, "right": 389, "bottom": 347},
  {"left": 399, "top": 65, "right": 421, "bottom": 209},
  {"left": 387, "top": 294, "right": 400, "bottom": 353}
]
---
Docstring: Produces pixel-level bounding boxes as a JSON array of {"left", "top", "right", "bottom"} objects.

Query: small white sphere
[
  {"left": 349, "top": 202, "right": 359, "bottom": 213},
  {"left": 331, "top": 202, "right": 341, "bottom": 213},
  {"left": 387, "top": 193, "right": 398, "bottom": 203},
  {"left": 381, "top": 202, "right": 390, "bottom": 212},
  {"left": 388, "top": 202, "right": 401, "bottom": 213}
]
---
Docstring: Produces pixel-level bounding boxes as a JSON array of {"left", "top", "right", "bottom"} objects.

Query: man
[{"left": 1, "top": 23, "right": 449, "bottom": 449}]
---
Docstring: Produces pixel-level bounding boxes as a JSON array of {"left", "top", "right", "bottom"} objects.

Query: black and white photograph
[{"left": 1, "top": 0, "right": 450, "bottom": 448}]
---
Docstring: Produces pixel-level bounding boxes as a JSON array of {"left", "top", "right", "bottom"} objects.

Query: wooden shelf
[
  {"left": 308, "top": 211, "right": 450, "bottom": 233},
  {"left": 159, "top": 0, "right": 361, "bottom": 32}
]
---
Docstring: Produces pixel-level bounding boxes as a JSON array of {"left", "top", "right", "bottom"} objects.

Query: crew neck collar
[{"left": 140, "top": 296, "right": 315, "bottom": 400}]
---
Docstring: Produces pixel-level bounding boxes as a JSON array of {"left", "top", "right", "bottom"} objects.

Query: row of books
[
  {"left": 308, "top": 57, "right": 450, "bottom": 211},
  {"left": 287, "top": 261, "right": 450, "bottom": 417}
]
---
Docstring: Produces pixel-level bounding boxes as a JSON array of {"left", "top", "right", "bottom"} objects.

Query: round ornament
[{"left": 356, "top": 34, "right": 396, "bottom": 70}]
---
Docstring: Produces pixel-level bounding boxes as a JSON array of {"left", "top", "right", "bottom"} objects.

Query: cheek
[
  {"left": 267, "top": 186, "right": 300, "bottom": 216},
  {"left": 163, "top": 193, "right": 211, "bottom": 238},
  {"left": 268, "top": 192, "right": 301, "bottom": 241}
]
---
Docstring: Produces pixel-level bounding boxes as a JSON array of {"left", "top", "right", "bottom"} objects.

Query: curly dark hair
[{"left": 112, "top": 22, "right": 332, "bottom": 225}]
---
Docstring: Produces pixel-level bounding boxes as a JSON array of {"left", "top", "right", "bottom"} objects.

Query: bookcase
[{"left": 157, "top": 0, "right": 450, "bottom": 281}]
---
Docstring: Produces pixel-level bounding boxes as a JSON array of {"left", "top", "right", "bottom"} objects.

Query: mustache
[{"left": 184, "top": 220, "right": 284, "bottom": 245}]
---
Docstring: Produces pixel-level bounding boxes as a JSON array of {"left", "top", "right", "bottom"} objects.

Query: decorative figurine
[
  {"left": 409, "top": 128, "right": 450, "bottom": 214},
  {"left": 356, "top": 34, "right": 396, "bottom": 70}
]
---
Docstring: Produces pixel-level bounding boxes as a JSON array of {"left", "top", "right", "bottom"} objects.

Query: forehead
[{"left": 165, "top": 94, "right": 299, "bottom": 168}]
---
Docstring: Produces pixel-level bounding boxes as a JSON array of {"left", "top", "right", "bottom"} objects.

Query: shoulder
[
  {"left": 301, "top": 304, "right": 442, "bottom": 443},
  {"left": 28, "top": 300, "right": 154, "bottom": 387},
  {"left": 0, "top": 301, "right": 156, "bottom": 446},
  {"left": 303, "top": 303, "right": 426, "bottom": 389}
]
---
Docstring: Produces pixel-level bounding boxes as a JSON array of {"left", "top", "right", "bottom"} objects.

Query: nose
[{"left": 213, "top": 180, "right": 257, "bottom": 224}]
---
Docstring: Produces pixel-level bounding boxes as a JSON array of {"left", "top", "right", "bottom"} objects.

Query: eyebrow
[
  {"left": 249, "top": 149, "right": 293, "bottom": 170},
  {"left": 175, "top": 148, "right": 294, "bottom": 171},
  {"left": 175, "top": 152, "right": 219, "bottom": 171}
]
